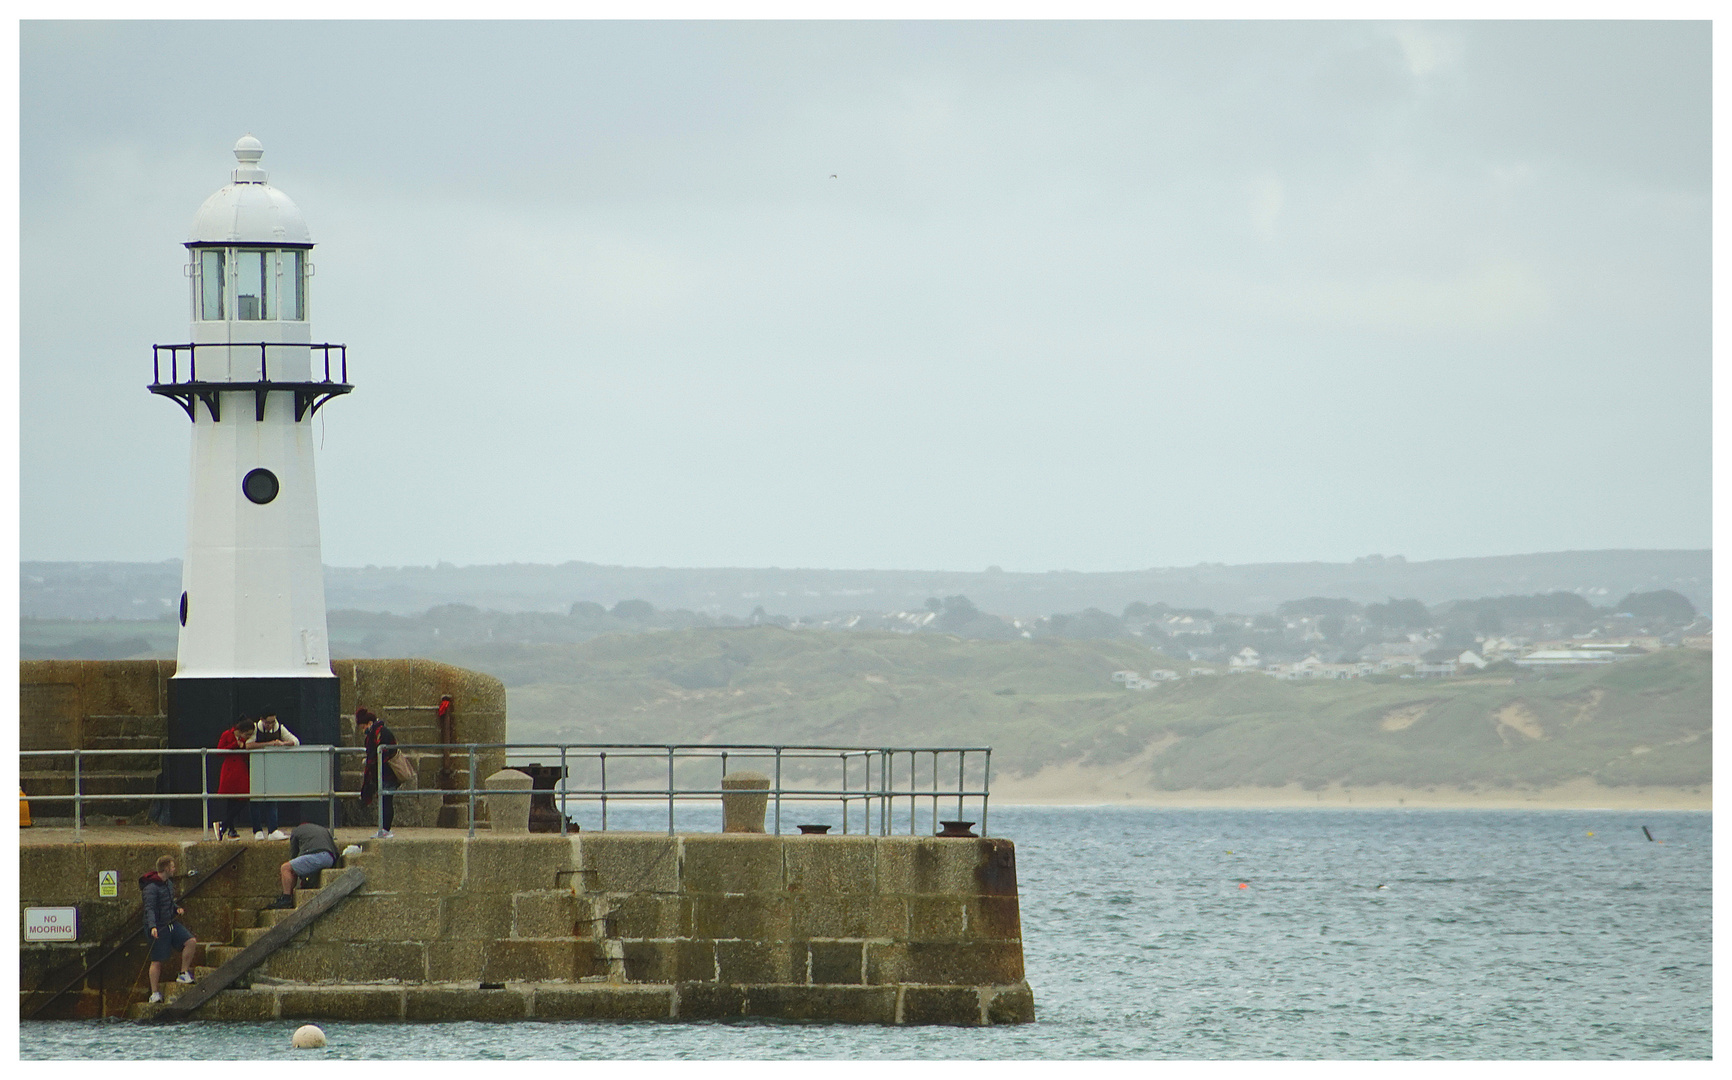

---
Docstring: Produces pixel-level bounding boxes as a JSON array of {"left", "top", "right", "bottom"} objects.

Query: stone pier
[{"left": 19, "top": 828, "right": 1033, "bottom": 1025}]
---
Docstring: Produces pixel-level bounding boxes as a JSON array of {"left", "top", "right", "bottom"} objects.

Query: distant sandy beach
[{"left": 993, "top": 770, "right": 1710, "bottom": 811}]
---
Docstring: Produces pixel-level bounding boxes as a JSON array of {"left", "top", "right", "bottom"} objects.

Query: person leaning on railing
[
  {"left": 357, "top": 708, "right": 401, "bottom": 839},
  {"left": 246, "top": 710, "right": 298, "bottom": 840}
]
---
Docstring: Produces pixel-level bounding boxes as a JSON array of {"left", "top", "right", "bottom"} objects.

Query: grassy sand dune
[{"left": 475, "top": 628, "right": 1710, "bottom": 808}]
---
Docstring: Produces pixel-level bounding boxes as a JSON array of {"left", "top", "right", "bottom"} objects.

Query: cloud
[
  {"left": 1248, "top": 173, "right": 1285, "bottom": 241},
  {"left": 1389, "top": 24, "right": 1463, "bottom": 79},
  {"left": 1262, "top": 260, "right": 1553, "bottom": 334}
]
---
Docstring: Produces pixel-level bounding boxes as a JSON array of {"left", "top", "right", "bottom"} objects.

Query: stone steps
[
  {"left": 141, "top": 857, "right": 373, "bottom": 1016},
  {"left": 124, "top": 970, "right": 202, "bottom": 1020},
  {"left": 204, "top": 944, "right": 246, "bottom": 967}
]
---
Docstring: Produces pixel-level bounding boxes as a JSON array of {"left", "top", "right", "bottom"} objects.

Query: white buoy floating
[{"left": 291, "top": 1024, "right": 327, "bottom": 1049}]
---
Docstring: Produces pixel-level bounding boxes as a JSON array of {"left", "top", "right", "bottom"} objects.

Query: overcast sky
[{"left": 18, "top": 20, "right": 1711, "bottom": 572}]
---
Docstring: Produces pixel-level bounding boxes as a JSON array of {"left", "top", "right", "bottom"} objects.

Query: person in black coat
[{"left": 357, "top": 708, "right": 402, "bottom": 838}]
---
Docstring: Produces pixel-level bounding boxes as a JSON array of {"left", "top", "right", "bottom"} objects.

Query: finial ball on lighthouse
[{"left": 188, "top": 134, "right": 310, "bottom": 245}]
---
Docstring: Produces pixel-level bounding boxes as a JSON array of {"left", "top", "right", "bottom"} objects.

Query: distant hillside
[
  {"left": 19, "top": 549, "right": 1711, "bottom": 620},
  {"left": 464, "top": 628, "right": 1709, "bottom": 794},
  {"left": 16, "top": 614, "right": 1708, "bottom": 800}
]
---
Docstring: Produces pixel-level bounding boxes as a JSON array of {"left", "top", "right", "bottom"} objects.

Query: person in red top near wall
[{"left": 213, "top": 717, "right": 254, "bottom": 840}]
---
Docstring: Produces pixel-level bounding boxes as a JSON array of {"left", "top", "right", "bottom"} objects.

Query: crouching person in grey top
[
  {"left": 141, "top": 854, "right": 198, "bottom": 1002},
  {"left": 271, "top": 822, "right": 339, "bottom": 909}
]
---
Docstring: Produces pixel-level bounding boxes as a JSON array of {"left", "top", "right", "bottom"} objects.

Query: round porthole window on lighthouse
[{"left": 242, "top": 468, "right": 280, "bottom": 505}]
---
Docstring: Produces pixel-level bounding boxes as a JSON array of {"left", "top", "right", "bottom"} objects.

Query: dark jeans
[
  {"left": 249, "top": 800, "right": 280, "bottom": 834},
  {"left": 371, "top": 773, "right": 400, "bottom": 831},
  {"left": 219, "top": 798, "right": 248, "bottom": 837}
]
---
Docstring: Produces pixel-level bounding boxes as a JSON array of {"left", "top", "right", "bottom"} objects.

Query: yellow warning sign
[{"left": 98, "top": 870, "right": 118, "bottom": 898}]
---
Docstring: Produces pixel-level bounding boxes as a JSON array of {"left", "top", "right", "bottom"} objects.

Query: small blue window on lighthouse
[
  {"left": 242, "top": 468, "right": 280, "bottom": 505},
  {"left": 199, "top": 249, "right": 224, "bottom": 320}
]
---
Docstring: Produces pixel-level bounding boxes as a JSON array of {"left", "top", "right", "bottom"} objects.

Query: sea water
[{"left": 20, "top": 806, "right": 1711, "bottom": 1059}]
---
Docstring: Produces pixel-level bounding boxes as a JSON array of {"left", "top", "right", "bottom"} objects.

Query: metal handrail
[
  {"left": 20, "top": 741, "right": 993, "bottom": 840},
  {"left": 150, "top": 341, "right": 349, "bottom": 386}
]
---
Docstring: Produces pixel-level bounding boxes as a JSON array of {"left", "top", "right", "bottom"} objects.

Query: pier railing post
[
  {"left": 931, "top": 750, "right": 939, "bottom": 837},
  {"left": 982, "top": 748, "right": 991, "bottom": 837},
  {"left": 72, "top": 750, "right": 82, "bottom": 841},
  {"left": 600, "top": 751, "right": 608, "bottom": 832},
  {"left": 908, "top": 751, "right": 916, "bottom": 836},
  {"left": 773, "top": 748, "right": 782, "bottom": 836},
  {"left": 882, "top": 749, "right": 891, "bottom": 836},
  {"left": 666, "top": 746, "right": 675, "bottom": 836},
  {"left": 201, "top": 747, "right": 209, "bottom": 837},
  {"left": 559, "top": 746, "right": 568, "bottom": 836},
  {"left": 957, "top": 749, "right": 965, "bottom": 825},
  {"left": 467, "top": 746, "right": 477, "bottom": 839}
]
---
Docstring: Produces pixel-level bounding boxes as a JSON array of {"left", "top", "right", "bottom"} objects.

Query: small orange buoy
[{"left": 1238, "top": 882, "right": 1249, "bottom": 889}]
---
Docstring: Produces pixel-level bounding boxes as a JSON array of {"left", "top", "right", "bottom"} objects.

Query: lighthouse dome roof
[{"left": 187, "top": 136, "right": 312, "bottom": 247}]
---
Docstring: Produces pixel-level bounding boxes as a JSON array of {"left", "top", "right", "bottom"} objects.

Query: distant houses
[
  {"left": 1511, "top": 649, "right": 1618, "bottom": 668},
  {"left": 1114, "top": 667, "right": 1185, "bottom": 690},
  {"left": 1112, "top": 635, "right": 1676, "bottom": 688}
]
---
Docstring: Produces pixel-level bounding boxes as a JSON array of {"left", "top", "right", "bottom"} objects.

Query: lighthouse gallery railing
[
  {"left": 20, "top": 742, "right": 992, "bottom": 840},
  {"left": 148, "top": 341, "right": 352, "bottom": 422}
]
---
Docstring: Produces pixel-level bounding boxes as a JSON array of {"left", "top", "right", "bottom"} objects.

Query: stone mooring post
[{"left": 721, "top": 771, "right": 770, "bottom": 832}]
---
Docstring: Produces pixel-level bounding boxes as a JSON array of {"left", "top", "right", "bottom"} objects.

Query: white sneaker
[
  {"left": 149, "top": 991, "right": 163, "bottom": 1003},
  {"left": 372, "top": 829, "right": 394, "bottom": 839},
  {"left": 253, "top": 831, "right": 265, "bottom": 840},
  {"left": 176, "top": 971, "right": 195, "bottom": 984},
  {"left": 268, "top": 829, "right": 289, "bottom": 841}
]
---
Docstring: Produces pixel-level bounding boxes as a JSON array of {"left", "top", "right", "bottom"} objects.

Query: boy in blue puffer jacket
[{"left": 140, "top": 854, "right": 198, "bottom": 1002}]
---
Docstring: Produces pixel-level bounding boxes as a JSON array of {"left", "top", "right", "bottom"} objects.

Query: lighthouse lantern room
[{"left": 150, "top": 136, "right": 351, "bottom": 825}]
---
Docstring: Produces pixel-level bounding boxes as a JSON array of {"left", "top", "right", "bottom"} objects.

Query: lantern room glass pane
[
  {"left": 278, "top": 250, "right": 304, "bottom": 321},
  {"left": 199, "top": 250, "right": 224, "bottom": 320},
  {"left": 237, "top": 250, "right": 268, "bottom": 320}
]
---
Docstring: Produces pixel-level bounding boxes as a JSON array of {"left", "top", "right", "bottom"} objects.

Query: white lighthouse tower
[{"left": 150, "top": 136, "right": 350, "bottom": 824}]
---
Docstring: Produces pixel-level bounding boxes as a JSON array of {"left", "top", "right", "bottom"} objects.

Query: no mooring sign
[{"left": 25, "top": 907, "right": 77, "bottom": 942}]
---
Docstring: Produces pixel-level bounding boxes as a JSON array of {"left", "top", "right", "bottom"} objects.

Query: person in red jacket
[{"left": 214, "top": 718, "right": 254, "bottom": 840}]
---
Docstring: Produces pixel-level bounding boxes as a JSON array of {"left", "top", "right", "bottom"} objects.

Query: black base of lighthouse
[{"left": 162, "top": 675, "right": 341, "bottom": 828}]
